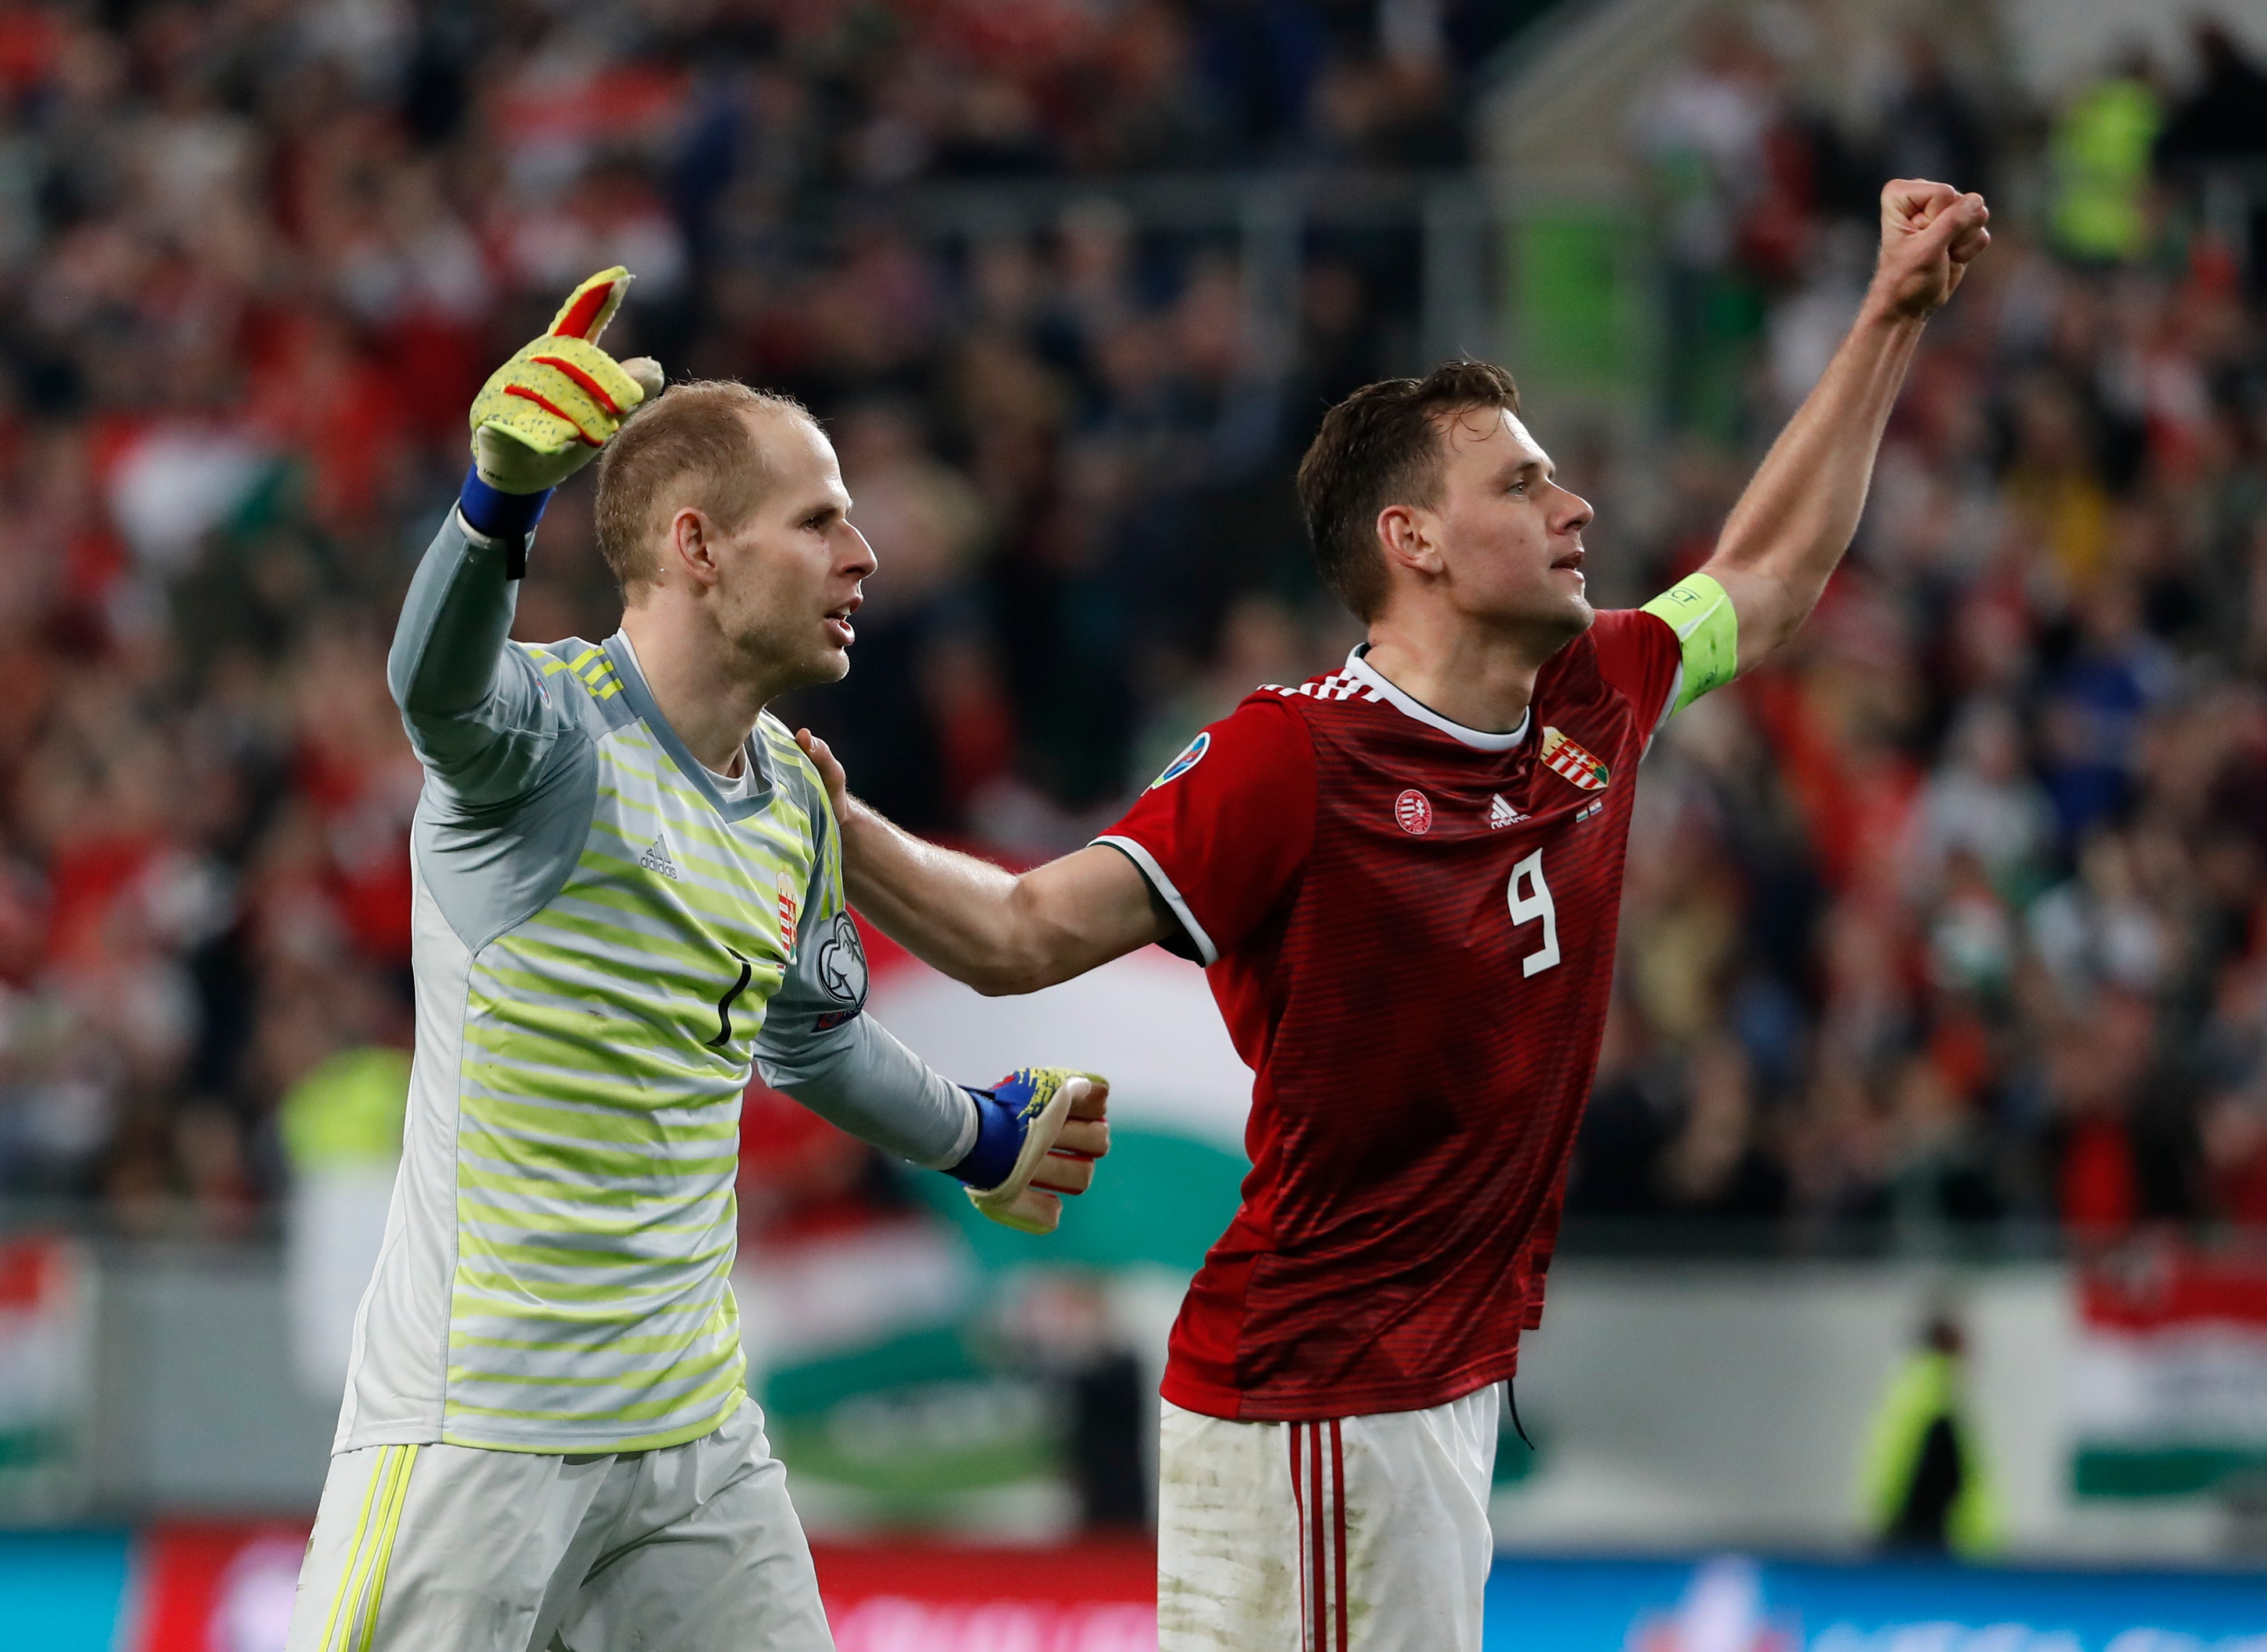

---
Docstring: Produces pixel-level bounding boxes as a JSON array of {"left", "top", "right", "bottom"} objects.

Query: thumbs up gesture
[{"left": 469, "top": 267, "right": 666, "bottom": 496}]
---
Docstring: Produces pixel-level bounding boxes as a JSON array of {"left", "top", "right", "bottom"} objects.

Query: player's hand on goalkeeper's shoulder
[
  {"left": 950, "top": 1067, "right": 1111, "bottom": 1236},
  {"left": 460, "top": 267, "right": 665, "bottom": 535},
  {"left": 793, "top": 729, "right": 848, "bottom": 816}
]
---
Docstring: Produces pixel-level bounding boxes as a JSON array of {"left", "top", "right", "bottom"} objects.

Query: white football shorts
[
  {"left": 1157, "top": 1385, "right": 1500, "bottom": 1652},
  {"left": 284, "top": 1398, "right": 831, "bottom": 1652}
]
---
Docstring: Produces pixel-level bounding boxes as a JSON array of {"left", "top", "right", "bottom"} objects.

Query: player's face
[
  {"left": 1428, "top": 407, "right": 1596, "bottom": 643},
  {"left": 711, "top": 413, "right": 876, "bottom": 689}
]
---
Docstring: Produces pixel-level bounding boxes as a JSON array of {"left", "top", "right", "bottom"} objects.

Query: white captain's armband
[{"left": 1640, "top": 572, "right": 1738, "bottom": 719}]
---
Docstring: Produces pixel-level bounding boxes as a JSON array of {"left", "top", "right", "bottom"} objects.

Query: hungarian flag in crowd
[
  {"left": 2071, "top": 1246, "right": 2267, "bottom": 1497},
  {"left": 0, "top": 1237, "right": 92, "bottom": 1488}
]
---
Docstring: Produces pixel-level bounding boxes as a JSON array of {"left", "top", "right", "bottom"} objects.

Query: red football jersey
[{"left": 1097, "top": 610, "right": 1684, "bottom": 1420}]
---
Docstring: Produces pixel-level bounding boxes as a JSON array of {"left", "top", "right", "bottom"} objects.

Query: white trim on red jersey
[
  {"left": 1339, "top": 646, "right": 1531, "bottom": 752},
  {"left": 1265, "top": 670, "right": 1380, "bottom": 704},
  {"left": 1094, "top": 833, "right": 1221, "bottom": 966},
  {"left": 1652, "top": 660, "right": 1684, "bottom": 747}
]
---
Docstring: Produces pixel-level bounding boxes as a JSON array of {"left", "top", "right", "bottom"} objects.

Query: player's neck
[
  {"left": 619, "top": 606, "right": 769, "bottom": 778},
  {"left": 1360, "top": 616, "right": 1550, "bottom": 736}
]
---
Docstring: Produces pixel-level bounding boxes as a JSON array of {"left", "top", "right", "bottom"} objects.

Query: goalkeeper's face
[{"left": 709, "top": 413, "right": 876, "bottom": 690}]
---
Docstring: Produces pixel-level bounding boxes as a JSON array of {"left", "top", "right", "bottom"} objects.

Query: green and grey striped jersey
[{"left": 338, "top": 511, "right": 974, "bottom": 1455}]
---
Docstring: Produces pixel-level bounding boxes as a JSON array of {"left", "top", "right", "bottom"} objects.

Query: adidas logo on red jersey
[{"left": 1488, "top": 794, "right": 1527, "bottom": 829}]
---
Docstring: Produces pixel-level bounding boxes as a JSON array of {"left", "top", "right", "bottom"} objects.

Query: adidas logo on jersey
[
  {"left": 1488, "top": 794, "right": 1527, "bottom": 830},
  {"left": 639, "top": 837, "right": 680, "bottom": 880}
]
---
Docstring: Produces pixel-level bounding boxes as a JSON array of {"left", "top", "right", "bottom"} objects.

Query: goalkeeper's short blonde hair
[{"left": 593, "top": 379, "right": 814, "bottom": 599}]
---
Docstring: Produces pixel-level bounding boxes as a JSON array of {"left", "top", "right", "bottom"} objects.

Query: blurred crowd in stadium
[
  {"left": 1577, "top": 12, "right": 2267, "bottom": 1244},
  {"left": 0, "top": 0, "right": 2262, "bottom": 1252}
]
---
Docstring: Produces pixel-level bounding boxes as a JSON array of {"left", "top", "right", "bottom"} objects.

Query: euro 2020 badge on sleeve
[{"left": 1151, "top": 731, "right": 1211, "bottom": 789}]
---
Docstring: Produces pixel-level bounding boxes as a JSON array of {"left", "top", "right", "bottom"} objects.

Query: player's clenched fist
[
  {"left": 955, "top": 1067, "right": 1112, "bottom": 1235},
  {"left": 470, "top": 267, "right": 666, "bottom": 496},
  {"left": 1872, "top": 179, "right": 1991, "bottom": 321}
]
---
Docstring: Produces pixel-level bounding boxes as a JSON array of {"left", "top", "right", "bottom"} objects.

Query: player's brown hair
[
  {"left": 1294, "top": 360, "right": 1523, "bottom": 621},
  {"left": 593, "top": 379, "right": 814, "bottom": 599}
]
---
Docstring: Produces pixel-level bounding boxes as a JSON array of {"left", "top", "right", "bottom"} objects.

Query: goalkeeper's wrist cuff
[
  {"left": 947, "top": 1088, "right": 1024, "bottom": 1189},
  {"left": 458, "top": 466, "right": 553, "bottom": 542}
]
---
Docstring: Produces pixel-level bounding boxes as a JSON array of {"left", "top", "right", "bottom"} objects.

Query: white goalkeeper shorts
[
  {"left": 284, "top": 1398, "right": 831, "bottom": 1652},
  {"left": 1157, "top": 1386, "right": 1500, "bottom": 1652}
]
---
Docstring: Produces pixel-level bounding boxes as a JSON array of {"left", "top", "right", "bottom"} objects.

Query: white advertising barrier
[{"left": 284, "top": 1168, "right": 396, "bottom": 1401}]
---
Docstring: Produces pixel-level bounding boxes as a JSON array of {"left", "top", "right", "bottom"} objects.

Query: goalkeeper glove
[
  {"left": 459, "top": 267, "right": 665, "bottom": 539},
  {"left": 950, "top": 1068, "right": 1111, "bottom": 1235}
]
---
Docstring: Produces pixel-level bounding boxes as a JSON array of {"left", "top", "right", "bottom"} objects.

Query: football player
[{"left": 799, "top": 180, "right": 1990, "bottom": 1650}]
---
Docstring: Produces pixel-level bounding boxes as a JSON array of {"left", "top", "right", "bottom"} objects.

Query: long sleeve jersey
[{"left": 335, "top": 509, "right": 973, "bottom": 1455}]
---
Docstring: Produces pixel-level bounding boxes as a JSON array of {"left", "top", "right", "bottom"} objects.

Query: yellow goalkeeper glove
[
  {"left": 953, "top": 1068, "right": 1112, "bottom": 1235},
  {"left": 459, "top": 268, "right": 664, "bottom": 536}
]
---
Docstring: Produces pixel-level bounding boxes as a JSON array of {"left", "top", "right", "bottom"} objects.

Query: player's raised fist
[
  {"left": 1872, "top": 180, "right": 1991, "bottom": 321},
  {"left": 469, "top": 267, "right": 666, "bottom": 496}
]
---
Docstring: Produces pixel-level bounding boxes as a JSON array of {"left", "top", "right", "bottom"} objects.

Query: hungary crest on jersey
[{"left": 1540, "top": 726, "right": 1610, "bottom": 792}]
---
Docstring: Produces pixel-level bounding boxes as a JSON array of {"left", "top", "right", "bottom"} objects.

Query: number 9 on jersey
[{"left": 1508, "top": 850, "right": 1560, "bottom": 978}]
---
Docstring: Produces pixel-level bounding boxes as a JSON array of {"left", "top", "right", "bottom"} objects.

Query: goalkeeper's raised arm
[
  {"left": 386, "top": 267, "right": 660, "bottom": 799},
  {"left": 379, "top": 267, "right": 1109, "bottom": 1232}
]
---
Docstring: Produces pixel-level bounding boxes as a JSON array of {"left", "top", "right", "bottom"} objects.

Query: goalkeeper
[{"left": 284, "top": 269, "right": 1108, "bottom": 1652}]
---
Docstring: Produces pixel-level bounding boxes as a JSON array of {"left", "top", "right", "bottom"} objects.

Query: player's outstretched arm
[
  {"left": 754, "top": 758, "right": 1112, "bottom": 1235},
  {"left": 793, "top": 730, "right": 1170, "bottom": 995},
  {"left": 387, "top": 269, "right": 664, "bottom": 795},
  {"left": 1696, "top": 180, "right": 1990, "bottom": 673}
]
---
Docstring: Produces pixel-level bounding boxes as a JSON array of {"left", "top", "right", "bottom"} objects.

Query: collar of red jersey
[{"left": 1343, "top": 646, "right": 1532, "bottom": 752}]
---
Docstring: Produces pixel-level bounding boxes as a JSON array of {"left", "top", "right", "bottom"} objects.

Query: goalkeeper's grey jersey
[{"left": 337, "top": 511, "right": 972, "bottom": 1456}]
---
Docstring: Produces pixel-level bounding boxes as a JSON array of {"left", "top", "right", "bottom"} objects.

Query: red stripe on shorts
[
  {"left": 1287, "top": 1422, "right": 1308, "bottom": 1650},
  {"left": 1310, "top": 1422, "right": 1328, "bottom": 1650},
  {"left": 1330, "top": 1419, "right": 1349, "bottom": 1652}
]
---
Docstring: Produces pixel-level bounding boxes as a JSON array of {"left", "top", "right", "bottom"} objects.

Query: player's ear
[
  {"left": 1376, "top": 503, "right": 1441, "bottom": 576},
  {"left": 666, "top": 507, "right": 723, "bottom": 588}
]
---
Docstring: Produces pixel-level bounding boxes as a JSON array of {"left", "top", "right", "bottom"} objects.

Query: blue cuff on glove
[
  {"left": 458, "top": 465, "right": 553, "bottom": 542},
  {"left": 948, "top": 1086, "right": 1028, "bottom": 1189}
]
